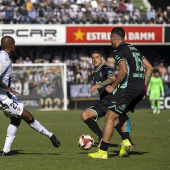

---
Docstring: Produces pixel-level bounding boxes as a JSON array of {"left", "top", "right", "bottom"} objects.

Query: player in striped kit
[{"left": 0, "top": 36, "right": 60, "bottom": 156}]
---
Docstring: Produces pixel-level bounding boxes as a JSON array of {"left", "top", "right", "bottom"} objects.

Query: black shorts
[
  {"left": 103, "top": 88, "right": 145, "bottom": 115},
  {"left": 88, "top": 93, "right": 113, "bottom": 120}
]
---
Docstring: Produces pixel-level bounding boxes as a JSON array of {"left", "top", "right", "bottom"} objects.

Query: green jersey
[{"left": 148, "top": 76, "right": 164, "bottom": 92}]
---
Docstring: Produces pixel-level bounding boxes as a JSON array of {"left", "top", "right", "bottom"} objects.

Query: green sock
[
  {"left": 157, "top": 100, "right": 160, "bottom": 110},
  {"left": 151, "top": 101, "right": 155, "bottom": 108}
]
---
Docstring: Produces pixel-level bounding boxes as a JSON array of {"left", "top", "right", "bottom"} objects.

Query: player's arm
[
  {"left": 105, "top": 60, "right": 127, "bottom": 93},
  {"left": 146, "top": 77, "right": 152, "bottom": 96},
  {"left": 159, "top": 78, "right": 165, "bottom": 96},
  {"left": 90, "top": 75, "right": 116, "bottom": 92},
  {"left": 142, "top": 58, "right": 153, "bottom": 85},
  {"left": 0, "top": 79, "right": 20, "bottom": 96}
]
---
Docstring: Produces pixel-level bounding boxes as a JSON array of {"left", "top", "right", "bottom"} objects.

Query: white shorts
[{"left": 0, "top": 95, "right": 24, "bottom": 118}]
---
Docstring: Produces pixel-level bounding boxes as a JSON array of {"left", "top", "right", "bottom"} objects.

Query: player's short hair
[
  {"left": 91, "top": 50, "right": 103, "bottom": 57},
  {"left": 153, "top": 69, "right": 159, "bottom": 74},
  {"left": 111, "top": 27, "right": 125, "bottom": 39}
]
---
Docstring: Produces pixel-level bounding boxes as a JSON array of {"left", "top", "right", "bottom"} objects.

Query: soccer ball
[{"left": 78, "top": 134, "right": 94, "bottom": 150}]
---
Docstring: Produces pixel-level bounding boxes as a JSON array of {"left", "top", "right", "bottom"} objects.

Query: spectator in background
[
  {"left": 155, "top": 8, "right": 164, "bottom": 24},
  {"left": 37, "top": 5, "right": 46, "bottom": 24},
  {"left": 25, "top": 0, "right": 33, "bottom": 11},
  {"left": 139, "top": 6, "right": 148, "bottom": 24},
  {"left": 118, "top": 0, "right": 126, "bottom": 14},
  {"left": 28, "top": 6, "right": 38, "bottom": 23},
  {"left": 3, "top": 6, "right": 13, "bottom": 24},
  {"left": 125, "top": 0, "right": 134, "bottom": 14},
  {"left": 18, "top": 5, "right": 30, "bottom": 23},
  {"left": 23, "top": 56, "right": 33, "bottom": 64},
  {"left": 129, "top": 5, "right": 141, "bottom": 24},
  {"left": 0, "top": 6, "right": 6, "bottom": 23},
  {"left": 158, "top": 62, "right": 167, "bottom": 77},
  {"left": 12, "top": 7, "right": 20, "bottom": 23},
  {"left": 147, "top": 6, "right": 156, "bottom": 24},
  {"left": 164, "top": 6, "right": 170, "bottom": 24}
]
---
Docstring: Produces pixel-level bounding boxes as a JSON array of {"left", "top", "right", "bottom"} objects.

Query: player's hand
[
  {"left": 146, "top": 90, "right": 149, "bottom": 96},
  {"left": 161, "top": 91, "right": 165, "bottom": 97},
  {"left": 6, "top": 87, "right": 20, "bottom": 96},
  {"left": 105, "top": 85, "right": 115, "bottom": 93},
  {"left": 90, "top": 84, "right": 100, "bottom": 92}
]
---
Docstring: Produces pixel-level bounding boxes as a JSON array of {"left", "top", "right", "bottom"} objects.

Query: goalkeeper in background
[{"left": 147, "top": 69, "right": 164, "bottom": 114}]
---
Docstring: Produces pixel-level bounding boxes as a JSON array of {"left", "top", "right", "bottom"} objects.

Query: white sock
[
  {"left": 29, "top": 120, "right": 53, "bottom": 138},
  {"left": 3, "top": 124, "right": 18, "bottom": 153}
]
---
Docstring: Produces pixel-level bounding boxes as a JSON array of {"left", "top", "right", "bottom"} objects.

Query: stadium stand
[
  {"left": 0, "top": 0, "right": 169, "bottom": 24},
  {"left": 0, "top": 0, "right": 170, "bottom": 96}
]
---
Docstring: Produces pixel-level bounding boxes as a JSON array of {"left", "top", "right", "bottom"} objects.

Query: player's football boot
[
  {"left": 1, "top": 151, "right": 16, "bottom": 156},
  {"left": 120, "top": 138, "right": 135, "bottom": 149},
  {"left": 153, "top": 108, "right": 157, "bottom": 114},
  {"left": 88, "top": 149, "right": 108, "bottom": 159},
  {"left": 50, "top": 134, "right": 60, "bottom": 147},
  {"left": 157, "top": 110, "right": 160, "bottom": 114},
  {"left": 129, "top": 138, "right": 135, "bottom": 149},
  {"left": 119, "top": 139, "right": 131, "bottom": 157}
]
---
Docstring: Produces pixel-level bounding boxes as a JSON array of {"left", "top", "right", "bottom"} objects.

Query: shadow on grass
[
  {"left": 94, "top": 143, "right": 118, "bottom": 148},
  {"left": 0, "top": 150, "right": 60, "bottom": 156},
  {"left": 109, "top": 150, "right": 150, "bottom": 158}
]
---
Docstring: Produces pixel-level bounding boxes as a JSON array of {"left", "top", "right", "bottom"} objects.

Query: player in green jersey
[{"left": 147, "top": 69, "right": 164, "bottom": 114}]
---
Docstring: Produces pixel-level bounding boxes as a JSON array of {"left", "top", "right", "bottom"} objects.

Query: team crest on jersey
[
  {"left": 108, "top": 70, "right": 113, "bottom": 74},
  {"left": 17, "top": 108, "right": 21, "bottom": 111},
  {"left": 122, "top": 104, "right": 126, "bottom": 109}
]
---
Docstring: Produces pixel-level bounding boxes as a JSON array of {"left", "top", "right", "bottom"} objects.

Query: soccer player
[
  {"left": 88, "top": 27, "right": 153, "bottom": 159},
  {"left": 81, "top": 50, "right": 134, "bottom": 148},
  {"left": 0, "top": 36, "right": 60, "bottom": 156},
  {"left": 147, "top": 69, "right": 164, "bottom": 114}
]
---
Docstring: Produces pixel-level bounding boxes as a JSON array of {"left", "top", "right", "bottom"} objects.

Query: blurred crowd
[
  {"left": 0, "top": 0, "right": 170, "bottom": 24},
  {"left": 11, "top": 46, "right": 170, "bottom": 96}
]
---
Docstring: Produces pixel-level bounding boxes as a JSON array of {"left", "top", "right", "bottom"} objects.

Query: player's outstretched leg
[
  {"left": 81, "top": 109, "right": 103, "bottom": 145},
  {"left": 1, "top": 117, "right": 21, "bottom": 156},
  {"left": 22, "top": 109, "right": 60, "bottom": 148}
]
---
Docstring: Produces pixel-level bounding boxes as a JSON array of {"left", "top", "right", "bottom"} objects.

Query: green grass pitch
[{"left": 0, "top": 109, "right": 169, "bottom": 170}]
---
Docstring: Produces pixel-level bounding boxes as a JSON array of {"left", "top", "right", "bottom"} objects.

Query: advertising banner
[
  {"left": 66, "top": 25, "right": 163, "bottom": 45},
  {"left": 164, "top": 26, "right": 170, "bottom": 43},
  {"left": 11, "top": 64, "right": 66, "bottom": 110},
  {"left": 70, "top": 84, "right": 99, "bottom": 100},
  {"left": 0, "top": 24, "right": 66, "bottom": 45}
]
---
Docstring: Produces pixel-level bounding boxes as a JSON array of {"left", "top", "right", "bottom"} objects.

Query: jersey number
[
  {"left": 132, "top": 52, "right": 144, "bottom": 71},
  {"left": 10, "top": 101, "right": 18, "bottom": 110}
]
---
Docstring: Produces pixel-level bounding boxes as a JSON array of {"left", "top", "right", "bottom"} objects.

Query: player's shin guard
[
  {"left": 29, "top": 120, "right": 53, "bottom": 138},
  {"left": 3, "top": 124, "right": 18, "bottom": 153}
]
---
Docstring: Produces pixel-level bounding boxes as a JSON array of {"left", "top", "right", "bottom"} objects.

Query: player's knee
[
  {"left": 81, "top": 111, "right": 90, "bottom": 121},
  {"left": 105, "top": 113, "right": 118, "bottom": 122},
  {"left": 21, "top": 109, "right": 34, "bottom": 123},
  {"left": 10, "top": 118, "right": 21, "bottom": 126},
  {"left": 26, "top": 116, "right": 34, "bottom": 124}
]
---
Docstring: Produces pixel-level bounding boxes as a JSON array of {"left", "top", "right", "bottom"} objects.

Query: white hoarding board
[{"left": 0, "top": 25, "right": 66, "bottom": 45}]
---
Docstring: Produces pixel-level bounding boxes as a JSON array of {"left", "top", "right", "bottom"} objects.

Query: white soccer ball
[{"left": 78, "top": 134, "right": 94, "bottom": 150}]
